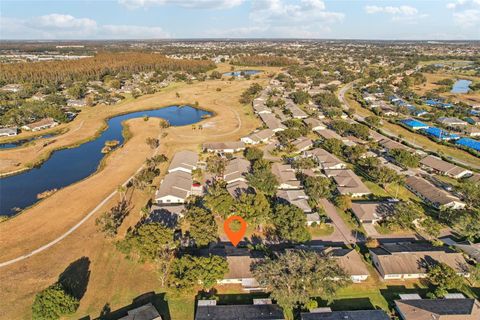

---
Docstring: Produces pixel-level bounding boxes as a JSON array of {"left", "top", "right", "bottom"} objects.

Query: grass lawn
[{"left": 308, "top": 223, "right": 334, "bottom": 237}]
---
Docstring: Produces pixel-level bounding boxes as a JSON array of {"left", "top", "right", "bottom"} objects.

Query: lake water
[
  {"left": 0, "top": 133, "right": 59, "bottom": 150},
  {"left": 223, "top": 70, "right": 261, "bottom": 77},
  {"left": 0, "top": 106, "right": 211, "bottom": 216},
  {"left": 451, "top": 79, "right": 472, "bottom": 94}
]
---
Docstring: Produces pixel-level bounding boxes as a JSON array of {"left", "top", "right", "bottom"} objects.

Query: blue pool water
[
  {"left": 0, "top": 105, "right": 211, "bottom": 216},
  {"left": 223, "top": 70, "right": 262, "bottom": 77},
  {"left": 451, "top": 79, "right": 472, "bottom": 94}
]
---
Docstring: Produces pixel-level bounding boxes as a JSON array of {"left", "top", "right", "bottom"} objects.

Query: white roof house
[
  {"left": 0, "top": 127, "right": 18, "bottom": 137},
  {"left": 241, "top": 129, "right": 274, "bottom": 145},
  {"left": 155, "top": 171, "right": 193, "bottom": 204},
  {"left": 304, "top": 148, "right": 346, "bottom": 170},
  {"left": 271, "top": 163, "right": 301, "bottom": 190},
  {"left": 167, "top": 150, "right": 198, "bottom": 173}
]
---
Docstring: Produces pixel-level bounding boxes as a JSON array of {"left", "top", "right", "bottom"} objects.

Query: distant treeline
[
  {"left": 232, "top": 55, "right": 298, "bottom": 67},
  {"left": 0, "top": 52, "right": 216, "bottom": 85}
]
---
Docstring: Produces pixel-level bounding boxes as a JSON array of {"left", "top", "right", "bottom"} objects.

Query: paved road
[
  {"left": 337, "top": 82, "right": 480, "bottom": 171},
  {"left": 319, "top": 198, "right": 357, "bottom": 244}
]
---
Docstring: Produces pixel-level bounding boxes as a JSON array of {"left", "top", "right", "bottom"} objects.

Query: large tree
[
  {"left": 32, "top": 284, "right": 79, "bottom": 320},
  {"left": 303, "top": 176, "right": 334, "bottom": 207},
  {"left": 203, "top": 181, "right": 235, "bottom": 218},
  {"left": 233, "top": 192, "right": 271, "bottom": 229},
  {"left": 184, "top": 206, "right": 218, "bottom": 247},
  {"left": 247, "top": 159, "right": 278, "bottom": 196},
  {"left": 169, "top": 254, "right": 228, "bottom": 290},
  {"left": 253, "top": 250, "right": 350, "bottom": 314},
  {"left": 117, "top": 222, "right": 175, "bottom": 262},
  {"left": 456, "top": 180, "right": 480, "bottom": 208},
  {"left": 427, "top": 262, "right": 465, "bottom": 298},
  {"left": 272, "top": 203, "right": 310, "bottom": 243},
  {"left": 206, "top": 154, "right": 228, "bottom": 179},
  {"left": 385, "top": 201, "right": 423, "bottom": 231}
]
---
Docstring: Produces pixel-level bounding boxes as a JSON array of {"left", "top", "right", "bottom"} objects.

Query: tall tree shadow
[
  {"left": 58, "top": 256, "right": 91, "bottom": 300},
  {"left": 96, "top": 292, "right": 171, "bottom": 320}
]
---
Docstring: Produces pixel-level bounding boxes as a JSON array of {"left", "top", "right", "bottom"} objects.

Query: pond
[
  {"left": 223, "top": 70, "right": 262, "bottom": 77},
  {"left": 0, "top": 133, "right": 60, "bottom": 150},
  {"left": 451, "top": 79, "right": 472, "bottom": 94},
  {"left": 0, "top": 105, "right": 211, "bottom": 216}
]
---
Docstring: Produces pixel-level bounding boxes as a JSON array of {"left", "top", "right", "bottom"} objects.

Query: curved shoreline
[
  {"left": 0, "top": 102, "right": 215, "bottom": 178},
  {"left": 0, "top": 127, "right": 165, "bottom": 268},
  {"left": 0, "top": 105, "right": 212, "bottom": 217}
]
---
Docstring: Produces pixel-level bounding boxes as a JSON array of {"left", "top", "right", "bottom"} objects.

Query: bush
[{"left": 32, "top": 284, "right": 79, "bottom": 320}]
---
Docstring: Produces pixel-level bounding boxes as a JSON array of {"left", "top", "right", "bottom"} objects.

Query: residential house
[
  {"left": 167, "top": 150, "right": 198, "bottom": 173},
  {"left": 324, "top": 169, "right": 372, "bottom": 198},
  {"left": 395, "top": 295, "right": 480, "bottom": 320},
  {"left": 285, "top": 101, "right": 308, "bottom": 119},
  {"left": 224, "top": 158, "right": 250, "bottom": 184},
  {"left": 292, "top": 137, "right": 313, "bottom": 152},
  {"left": 350, "top": 201, "right": 395, "bottom": 225},
  {"left": 405, "top": 176, "right": 466, "bottom": 210},
  {"left": 0, "top": 127, "right": 18, "bottom": 137},
  {"left": 276, "top": 189, "right": 312, "bottom": 214},
  {"left": 241, "top": 129, "right": 274, "bottom": 145},
  {"left": 303, "top": 118, "right": 326, "bottom": 131},
  {"left": 195, "top": 299, "right": 284, "bottom": 320},
  {"left": 202, "top": 141, "right": 245, "bottom": 154},
  {"left": 378, "top": 138, "right": 410, "bottom": 152},
  {"left": 326, "top": 247, "right": 370, "bottom": 283},
  {"left": 295, "top": 246, "right": 370, "bottom": 283},
  {"left": 301, "top": 309, "right": 389, "bottom": 320},
  {"left": 21, "top": 118, "right": 59, "bottom": 131},
  {"left": 1, "top": 84, "right": 22, "bottom": 92},
  {"left": 463, "top": 126, "right": 480, "bottom": 137},
  {"left": 420, "top": 155, "right": 472, "bottom": 179},
  {"left": 369, "top": 242, "right": 470, "bottom": 280},
  {"left": 259, "top": 113, "right": 286, "bottom": 132},
  {"left": 67, "top": 99, "right": 87, "bottom": 108},
  {"left": 316, "top": 129, "right": 344, "bottom": 141},
  {"left": 212, "top": 246, "right": 265, "bottom": 291},
  {"left": 118, "top": 303, "right": 162, "bottom": 320},
  {"left": 271, "top": 163, "right": 301, "bottom": 189},
  {"left": 155, "top": 171, "right": 193, "bottom": 204},
  {"left": 304, "top": 148, "right": 346, "bottom": 170},
  {"left": 400, "top": 119, "right": 429, "bottom": 131},
  {"left": 226, "top": 180, "right": 250, "bottom": 198},
  {"left": 252, "top": 98, "right": 271, "bottom": 114},
  {"left": 437, "top": 117, "right": 468, "bottom": 128}
]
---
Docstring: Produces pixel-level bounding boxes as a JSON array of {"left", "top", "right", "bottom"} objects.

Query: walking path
[{"left": 0, "top": 131, "right": 163, "bottom": 269}]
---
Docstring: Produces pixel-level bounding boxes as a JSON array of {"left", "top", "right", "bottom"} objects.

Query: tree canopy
[
  {"left": 32, "top": 284, "right": 79, "bottom": 320},
  {"left": 169, "top": 254, "right": 228, "bottom": 290},
  {"left": 272, "top": 203, "right": 310, "bottom": 243},
  {"left": 253, "top": 250, "right": 350, "bottom": 313}
]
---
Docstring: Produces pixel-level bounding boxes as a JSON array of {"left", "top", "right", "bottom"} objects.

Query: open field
[
  {"left": 0, "top": 73, "right": 276, "bottom": 319},
  {"left": 345, "top": 92, "right": 480, "bottom": 169}
]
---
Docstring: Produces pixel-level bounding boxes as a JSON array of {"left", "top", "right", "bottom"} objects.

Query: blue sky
[{"left": 1, "top": 0, "right": 479, "bottom": 40}]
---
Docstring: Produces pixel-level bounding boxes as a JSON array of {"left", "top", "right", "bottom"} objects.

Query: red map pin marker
[{"left": 224, "top": 215, "right": 247, "bottom": 247}]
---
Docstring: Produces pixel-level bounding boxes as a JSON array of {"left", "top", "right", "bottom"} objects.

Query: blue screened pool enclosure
[{"left": 456, "top": 137, "right": 480, "bottom": 152}]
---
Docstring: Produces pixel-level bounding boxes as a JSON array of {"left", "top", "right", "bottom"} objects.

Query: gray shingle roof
[
  {"left": 195, "top": 304, "right": 285, "bottom": 320},
  {"left": 301, "top": 310, "right": 390, "bottom": 320}
]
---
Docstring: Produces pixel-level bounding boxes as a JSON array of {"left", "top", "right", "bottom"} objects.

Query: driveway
[{"left": 318, "top": 198, "right": 357, "bottom": 244}]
